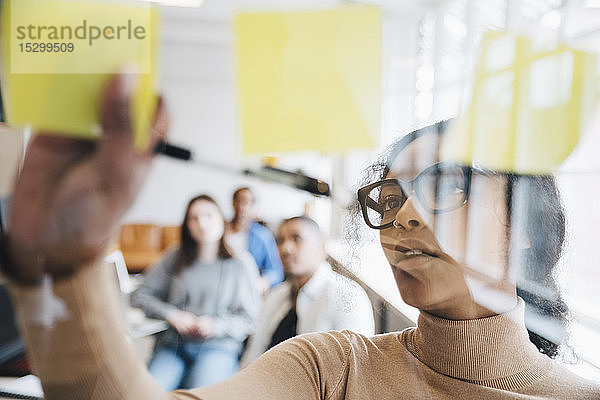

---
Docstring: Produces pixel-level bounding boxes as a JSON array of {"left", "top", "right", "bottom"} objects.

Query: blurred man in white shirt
[{"left": 241, "top": 216, "right": 374, "bottom": 367}]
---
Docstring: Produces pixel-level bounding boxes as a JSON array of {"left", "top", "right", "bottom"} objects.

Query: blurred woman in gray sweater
[{"left": 131, "top": 194, "right": 259, "bottom": 390}]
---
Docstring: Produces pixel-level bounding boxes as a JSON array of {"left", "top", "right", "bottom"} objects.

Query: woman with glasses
[
  {"left": 190, "top": 121, "right": 597, "bottom": 399},
  {"left": 356, "top": 121, "right": 569, "bottom": 356},
  {"left": 3, "top": 77, "right": 599, "bottom": 399}
]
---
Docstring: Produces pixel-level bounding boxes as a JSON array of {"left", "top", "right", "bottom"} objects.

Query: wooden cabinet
[{"left": 119, "top": 224, "right": 180, "bottom": 273}]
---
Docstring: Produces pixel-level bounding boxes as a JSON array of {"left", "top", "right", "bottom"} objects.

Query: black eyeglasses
[{"left": 358, "top": 162, "right": 472, "bottom": 230}]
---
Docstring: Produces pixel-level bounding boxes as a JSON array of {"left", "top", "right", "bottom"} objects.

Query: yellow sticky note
[
  {"left": 442, "top": 32, "right": 599, "bottom": 174},
  {"left": 235, "top": 6, "right": 381, "bottom": 154},
  {"left": 0, "top": 0, "right": 160, "bottom": 150}
]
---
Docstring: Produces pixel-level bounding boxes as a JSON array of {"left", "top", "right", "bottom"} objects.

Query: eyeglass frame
[{"left": 357, "top": 162, "right": 473, "bottom": 230}]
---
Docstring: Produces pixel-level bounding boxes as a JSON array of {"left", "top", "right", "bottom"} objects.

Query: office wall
[
  {"left": 122, "top": 4, "right": 423, "bottom": 234},
  {"left": 123, "top": 8, "right": 330, "bottom": 228}
]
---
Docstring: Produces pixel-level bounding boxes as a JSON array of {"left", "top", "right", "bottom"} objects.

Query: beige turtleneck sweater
[{"left": 9, "top": 261, "right": 600, "bottom": 399}]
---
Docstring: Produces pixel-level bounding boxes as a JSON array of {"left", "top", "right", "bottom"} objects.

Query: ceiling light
[{"left": 141, "top": 0, "right": 204, "bottom": 7}]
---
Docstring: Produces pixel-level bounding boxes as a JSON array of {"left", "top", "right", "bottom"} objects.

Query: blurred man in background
[
  {"left": 241, "top": 216, "right": 374, "bottom": 366},
  {"left": 226, "top": 187, "right": 283, "bottom": 293}
]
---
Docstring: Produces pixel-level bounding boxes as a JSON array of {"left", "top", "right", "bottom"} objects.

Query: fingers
[
  {"left": 169, "top": 311, "right": 201, "bottom": 336},
  {"left": 11, "top": 135, "right": 95, "bottom": 227},
  {"left": 100, "top": 73, "right": 136, "bottom": 140},
  {"left": 195, "top": 316, "right": 215, "bottom": 338},
  {"left": 97, "top": 74, "right": 137, "bottom": 180},
  {"left": 96, "top": 73, "right": 154, "bottom": 199},
  {"left": 178, "top": 322, "right": 199, "bottom": 337},
  {"left": 142, "top": 96, "right": 169, "bottom": 158},
  {"left": 17, "top": 135, "right": 91, "bottom": 184}
]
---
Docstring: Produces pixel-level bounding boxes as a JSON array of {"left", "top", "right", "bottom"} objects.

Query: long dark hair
[
  {"left": 506, "top": 174, "right": 569, "bottom": 358},
  {"left": 174, "top": 194, "right": 233, "bottom": 273},
  {"left": 355, "top": 120, "right": 570, "bottom": 359}
]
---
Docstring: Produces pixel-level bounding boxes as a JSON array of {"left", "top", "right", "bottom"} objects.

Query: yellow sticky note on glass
[
  {"left": 0, "top": 0, "right": 160, "bottom": 150},
  {"left": 235, "top": 6, "right": 381, "bottom": 154},
  {"left": 442, "top": 32, "right": 599, "bottom": 174}
]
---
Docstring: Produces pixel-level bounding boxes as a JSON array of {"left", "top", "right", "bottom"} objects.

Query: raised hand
[{"left": 2, "top": 74, "right": 168, "bottom": 284}]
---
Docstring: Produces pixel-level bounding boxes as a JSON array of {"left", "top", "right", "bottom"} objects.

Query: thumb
[
  {"left": 96, "top": 73, "right": 144, "bottom": 190},
  {"left": 99, "top": 73, "right": 136, "bottom": 140}
]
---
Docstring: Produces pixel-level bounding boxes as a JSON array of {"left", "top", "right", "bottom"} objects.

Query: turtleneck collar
[{"left": 404, "top": 298, "right": 552, "bottom": 390}]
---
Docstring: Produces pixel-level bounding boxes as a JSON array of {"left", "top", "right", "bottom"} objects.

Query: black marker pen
[{"left": 154, "top": 139, "right": 331, "bottom": 197}]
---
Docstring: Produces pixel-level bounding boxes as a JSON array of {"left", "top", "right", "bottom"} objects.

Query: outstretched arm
[
  {"left": 3, "top": 74, "right": 166, "bottom": 284},
  {"left": 0, "top": 74, "right": 184, "bottom": 400}
]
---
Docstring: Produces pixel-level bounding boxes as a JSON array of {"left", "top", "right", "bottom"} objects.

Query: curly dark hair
[{"left": 350, "top": 120, "right": 570, "bottom": 359}]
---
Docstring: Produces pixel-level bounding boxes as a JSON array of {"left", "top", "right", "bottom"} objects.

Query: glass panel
[{"left": 420, "top": 165, "right": 467, "bottom": 211}]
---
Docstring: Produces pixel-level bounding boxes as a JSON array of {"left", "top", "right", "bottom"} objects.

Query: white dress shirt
[{"left": 241, "top": 261, "right": 375, "bottom": 367}]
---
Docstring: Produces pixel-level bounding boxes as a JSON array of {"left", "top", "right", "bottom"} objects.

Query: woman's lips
[
  {"left": 380, "top": 239, "right": 441, "bottom": 274},
  {"left": 380, "top": 241, "right": 439, "bottom": 258}
]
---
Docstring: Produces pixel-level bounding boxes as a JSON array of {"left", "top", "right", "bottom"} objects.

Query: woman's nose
[
  {"left": 393, "top": 196, "right": 424, "bottom": 230},
  {"left": 195, "top": 216, "right": 210, "bottom": 229}
]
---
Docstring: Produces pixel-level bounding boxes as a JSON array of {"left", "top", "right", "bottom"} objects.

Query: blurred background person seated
[
  {"left": 225, "top": 187, "right": 284, "bottom": 293},
  {"left": 131, "top": 194, "right": 259, "bottom": 390},
  {"left": 241, "top": 216, "right": 374, "bottom": 367}
]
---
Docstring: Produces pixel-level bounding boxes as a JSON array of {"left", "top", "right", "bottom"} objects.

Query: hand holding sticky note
[{"left": 0, "top": 0, "right": 160, "bottom": 150}]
